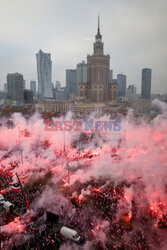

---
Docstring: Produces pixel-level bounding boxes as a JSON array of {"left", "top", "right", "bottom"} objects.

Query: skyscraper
[
  {"left": 87, "top": 15, "right": 110, "bottom": 102},
  {"left": 55, "top": 81, "right": 61, "bottom": 90},
  {"left": 23, "top": 79, "right": 26, "bottom": 90},
  {"left": 30, "top": 81, "right": 36, "bottom": 96},
  {"left": 0, "top": 91, "right": 7, "bottom": 100},
  {"left": 76, "top": 61, "right": 87, "bottom": 95},
  {"left": 7, "top": 73, "right": 24, "bottom": 102},
  {"left": 126, "top": 85, "right": 137, "bottom": 101},
  {"left": 36, "top": 50, "right": 53, "bottom": 100},
  {"left": 141, "top": 68, "right": 152, "bottom": 99},
  {"left": 78, "top": 15, "right": 117, "bottom": 104},
  {"left": 24, "top": 90, "right": 33, "bottom": 103},
  {"left": 117, "top": 74, "right": 127, "bottom": 97},
  {"left": 4, "top": 83, "right": 7, "bottom": 92},
  {"left": 66, "top": 69, "right": 77, "bottom": 98},
  {"left": 55, "top": 88, "right": 67, "bottom": 101}
]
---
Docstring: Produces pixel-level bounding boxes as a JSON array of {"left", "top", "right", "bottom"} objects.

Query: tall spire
[
  {"left": 94, "top": 14, "right": 103, "bottom": 55},
  {"left": 98, "top": 14, "right": 100, "bottom": 34},
  {"left": 96, "top": 13, "right": 102, "bottom": 42}
]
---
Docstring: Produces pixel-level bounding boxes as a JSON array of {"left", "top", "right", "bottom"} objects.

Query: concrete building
[
  {"left": 55, "top": 81, "right": 61, "bottom": 90},
  {"left": 78, "top": 15, "right": 117, "bottom": 104},
  {"left": 35, "top": 98, "right": 122, "bottom": 118},
  {"left": 86, "top": 15, "right": 110, "bottom": 102},
  {"left": 76, "top": 61, "right": 87, "bottom": 95},
  {"left": 66, "top": 69, "right": 77, "bottom": 98},
  {"left": 7, "top": 73, "right": 24, "bottom": 103},
  {"left": 0, "top": 91, "right": 7, "bottom": 100},
  {"left": 4, "top": 83, "right": 7, "bottom": 92},
  {"left": 23, "top": 80, "right": 26, "bottom": 90},
  {"left": 24, "top": 90, "right": 33, "bottom": 104},
  {"left": 36, "top": 49, "right": 53, "bottom": 100},
  {"left": 125, "top": 85, "right": 137, "bottom": 102},
  {"left": 108, "top": 80, "right": 117, "bottom": 102},
  {"left": 159, "top": 94, "right": 167, "bottom": 103},
  {"left": 141, "top": 68, "right": 152, "bottom": 99},
  {"left": 117, "top": 74, "right": 126, "bottom": 98},
  {"left": 54, "top": 88, "right": 67, "bottom": 101},
  {"left": 130, "top": 99, "right": 152, "bottom": 115},
  {"left": 35, "top": 100, "right": 69, "bottom": 114},
  {"left": 30, "top": 81, "right": 36, "bottom": 96}
]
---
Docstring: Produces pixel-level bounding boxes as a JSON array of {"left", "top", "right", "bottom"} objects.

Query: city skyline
[{"left": 0, "top": 0, "right": 167, "bottom": 94}]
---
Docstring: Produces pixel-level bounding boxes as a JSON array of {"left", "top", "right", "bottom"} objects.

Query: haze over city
[{"left": 0, "top": 0, "right": 167, "bottom": 93}]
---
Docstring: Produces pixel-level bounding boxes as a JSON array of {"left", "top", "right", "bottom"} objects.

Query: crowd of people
[
  {"left": 0, "top": 162, "right": 167, "bottom": 249},
  {"left": 0, "top": 168, "right": 13, "bottom": 191}
]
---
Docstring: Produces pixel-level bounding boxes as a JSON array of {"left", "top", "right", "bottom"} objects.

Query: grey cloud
[{"left": 0, "top": 0, "right": 167, "bottom": 93}]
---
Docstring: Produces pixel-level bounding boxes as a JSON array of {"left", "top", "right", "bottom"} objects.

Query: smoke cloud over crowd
[{"left": 0, "top": 100, "right": 167, "bottom": 249}]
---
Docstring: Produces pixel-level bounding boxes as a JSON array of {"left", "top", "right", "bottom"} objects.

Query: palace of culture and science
[{"left": 79, "top": 15, "right": 117, "bottom": 103}]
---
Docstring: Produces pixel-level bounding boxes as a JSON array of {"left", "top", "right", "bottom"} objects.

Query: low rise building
[{"left": 35, "top": 100, "right": 69, "bottom": 114}]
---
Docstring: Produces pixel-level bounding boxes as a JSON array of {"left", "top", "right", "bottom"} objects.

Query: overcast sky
[{"left": 0, "top": 0, "right": 167, "bottom": 93}]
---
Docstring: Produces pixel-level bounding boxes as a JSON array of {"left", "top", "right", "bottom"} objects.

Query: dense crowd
[
  {"left": 0, "top": 163, "right": 167, "bottom": 249},
  {"left": 0, "top": 168, "right": 13, "bottom": 190}
]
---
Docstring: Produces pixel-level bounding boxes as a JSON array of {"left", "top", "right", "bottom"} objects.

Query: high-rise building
[
  {"left": 36, "top": 49, "right": 53, "bottom": 100},
  {"left": 66, "top": 69, "right": 77, "bottom": 98},
  {"left": 54, "top": 88, "right": 67, "bottom": 101},
  {"left": 55, "top": 81, "right": 61, "bottom": 90},
  {"left": 4, "top": 83, "right": 7, "bottom": 92},
  {"left": 117, "top": 74, "right": 126, "bottom": 97},
  {"left": 86, "top": 15, "right": 110, "bottom": 102},
  {"left": 24, "top": 90, "right": 33, "bottom": 103},
  {"left": 23, "top": 79, "right": 26, "bottom": 90},
  {"left": 76, "top": 61, "right": 87, "bottom": 95},
  {"left": 109, "top": 70, "right": 113, "bottom": 83},
  {"left": 7, "top": 73, "right": 24, "bottom": 102},
  {"left": 0, "top": 91, "right": 7, "bottom": 100},
  {"left": 141, "top": 68, "right": 152, "bottom": 99},
  {"left": 126, "top": 85, "right": 137, "bottom": 102},
  {"left": 78, "top": 16, "right": 117, "bottom": 103},
  {"left": 30, "top": 81, "right": 36, "bottom": 96}
]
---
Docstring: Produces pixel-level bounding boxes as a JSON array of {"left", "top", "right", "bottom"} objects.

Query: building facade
[
  {"left": 117, "top": 74, "right": 126, "bottom": 97},
  {"left": 55, "top": 81, "right": 61, "bottom": 90},
  {"left": 36, "top": 50, "right": 53, "bottom": 100},
  {"left": 35, "top": 100, "right": 69, "bottom": 114},
  {"left": 4, "top": 83, "right": 7, "bottom": 92},
  {"left": 87, "top": 15, "right": 110, "bottom": 102},
  {"left": 79, "top": 16, "right": 117, "bottom": 104},
  {"left": 35, "top": 99, "right": 121, "bottom": 118},
  {"left": 7, "top": 73, "right": 24, "bottom": 102},
  {"left": 54, "top": 88, "right": 67, "bottom": 101},
  {"left": 126, "top": 84, "right": 137, "bottom": 102},
  {"left": 0, "top": 91, "right": 7, "bottom": 100},
  {"left": 141, "top": 68, "right": 152, "bottom": 99},
  {"left": 23, "top": 79, "right": 26, "bottom": 90},
  {"left": 30, "top": 81, "right": 36, "bottom": 96},
  {"left": 76, "top": 61, "right": 87, "bottom": 95},
  {"left": 24, "top": 90, "right": 33, "bottom": 104},
  {"left": 66, "top": 69, "right": 77, "bottom": 98}
]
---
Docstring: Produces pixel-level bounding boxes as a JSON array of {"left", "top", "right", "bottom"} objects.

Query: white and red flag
[{"left": 12, "top": 183, "right": 21, "bottom": 192}]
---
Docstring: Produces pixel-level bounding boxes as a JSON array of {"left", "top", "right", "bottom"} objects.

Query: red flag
[
  {"left": 91, "top": 229, "right": 97, "bottom": 237},
  {"left": 26, "top": 200, "right": 31, "bottom": 211}
]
